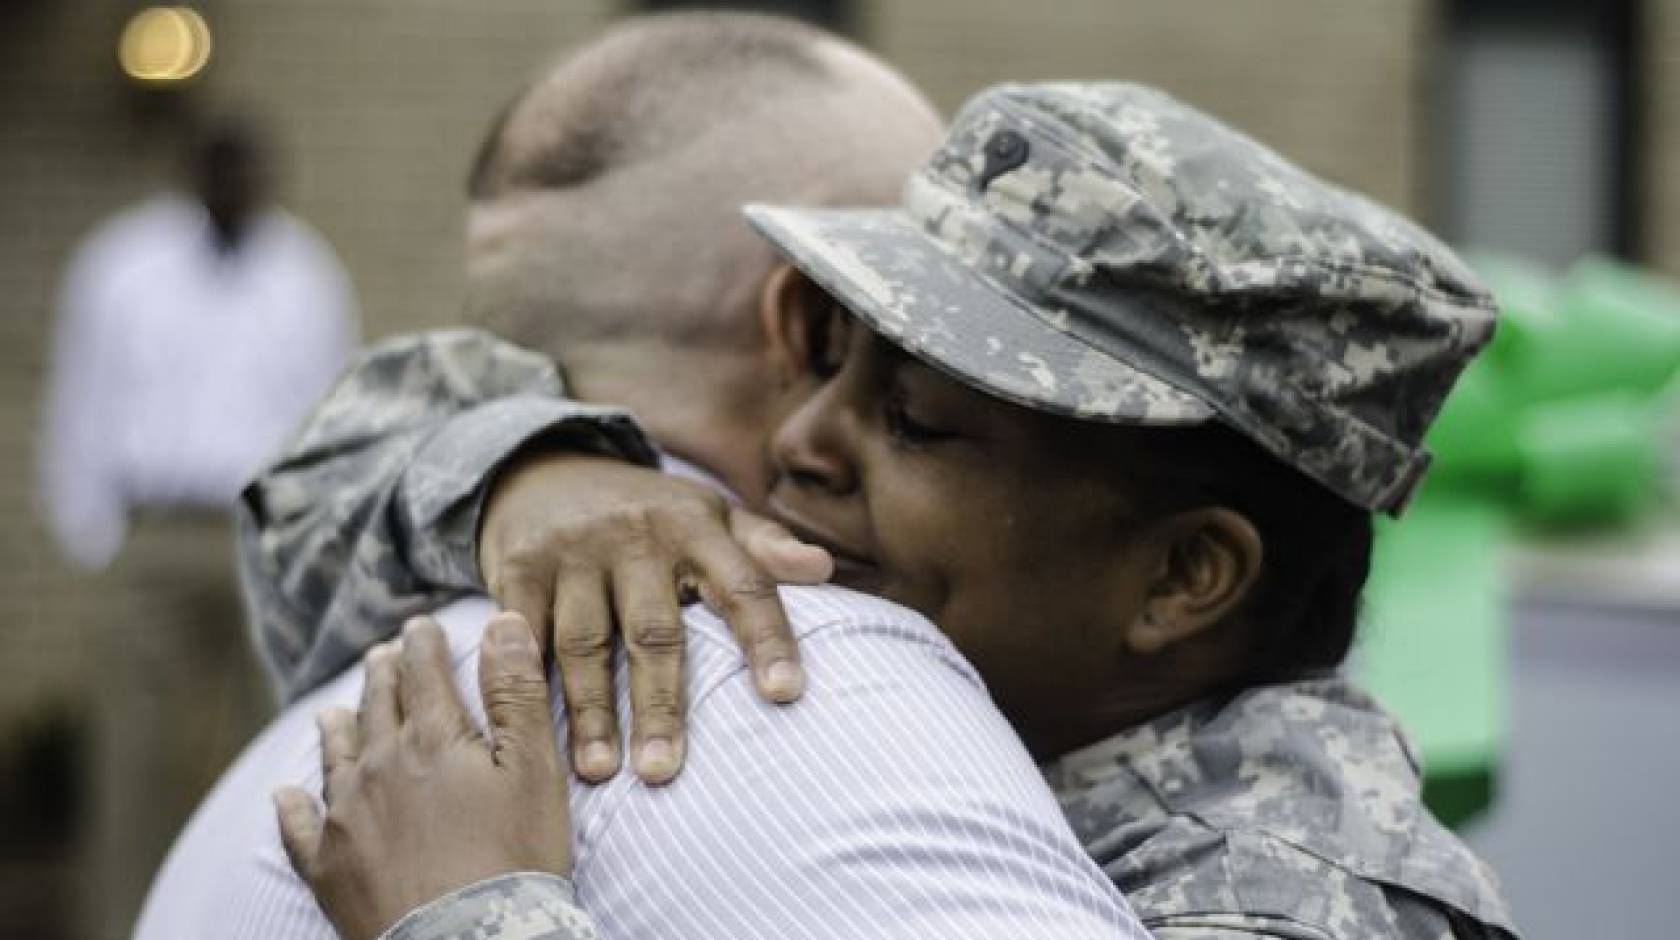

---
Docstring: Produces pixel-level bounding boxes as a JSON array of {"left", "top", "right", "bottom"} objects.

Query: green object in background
[
  {"left": 1506, "top": 257, "right": 1680, "bottom": 404},
  {"left": 1424, "top": 356, "right": 1520, "bottom": 487},
  {"left": 1517, "top": 393, "right": 1659, "bottom": 526},
  {"left": 1359, "top": 493, "right": 1508, "bottom": 829},
  {"left": 1425, "top": 254, "right": 1678, "bottom": 508},
  {"left": 1361, "top": 252, "right": 1680, "bottom": 829}
]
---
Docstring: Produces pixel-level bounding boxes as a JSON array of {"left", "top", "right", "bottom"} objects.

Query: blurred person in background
[{"left": 37, "top": 113, "right": 358, "bottom": 936}]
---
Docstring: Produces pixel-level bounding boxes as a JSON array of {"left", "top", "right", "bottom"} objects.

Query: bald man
[{"left": 137, "top": 13, "right": 1146, "bottom": 940}]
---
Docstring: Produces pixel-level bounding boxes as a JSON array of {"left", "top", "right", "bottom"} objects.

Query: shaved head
[{"left": 462, "top": 11, "right": 941, "bottom": 375}]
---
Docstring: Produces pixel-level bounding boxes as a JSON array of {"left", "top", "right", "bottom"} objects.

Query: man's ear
[
  {"left": 759, "top": 263, "right": 834, "bottom": 388},
  {"left": 1125, "top": 508, "right": 1264, "bottom": 656}
]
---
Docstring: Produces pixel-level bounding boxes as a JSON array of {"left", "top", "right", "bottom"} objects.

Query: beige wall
[{"left": 863, "top": 0, "right": 1434, "bottom": 215}]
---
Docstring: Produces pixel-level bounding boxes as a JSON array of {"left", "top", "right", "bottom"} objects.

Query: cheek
[{"left": 863, "top": 468, "right": 1019, "bottom": 612}]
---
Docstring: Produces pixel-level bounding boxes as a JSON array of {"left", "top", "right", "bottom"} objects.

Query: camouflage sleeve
[
  {"left": 1148, "top": 890, "right": 1515, "bottom": 939},
  {"left": 238, "top": 328, "right": 660, "bottom": 702},
  {"left": 1148, "top": 916, "right": 1334, "bottom": 939},
  {"left": 380, "top": 873, "right": 600, "bottom": 940}
]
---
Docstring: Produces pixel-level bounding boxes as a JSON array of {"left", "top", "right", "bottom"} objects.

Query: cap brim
[{"left": 745, "top": 204, "right": 1214, "bottom": 425}]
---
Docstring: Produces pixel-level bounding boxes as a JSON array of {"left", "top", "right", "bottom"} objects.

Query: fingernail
[
  {"left": 490, "top": 617, "right": 536, "bottom": 654},
  {"left": 637, "top": 738, "right": 677, "bottom": 782},
  {"left": 763, "top": 660, "right": 805, "bottom": 701},
  {"left": 580, "top": 740, "right": 617, "bottom": 778}
]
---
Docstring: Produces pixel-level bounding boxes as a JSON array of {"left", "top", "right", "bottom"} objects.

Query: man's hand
[
  {"left": 273, "top": 614, "right": 571, "bottom": 940},
  {"left": 478, "top": 453, "right": 832, "bottom": 784}
]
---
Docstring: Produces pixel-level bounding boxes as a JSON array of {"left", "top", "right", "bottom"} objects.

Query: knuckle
[
  {"left": 720, "top": 572, "right": 778, "bottom": 608},
  {"left": 496, "top": 549, "right": 547, "bottom": 578},
  {"left": 554, "top": 624, "right": 613, "bottom": 659},
  {"left": 566, "top": 684, "right": 615, "bottom": 714},
  {"left": 606, "top": 504, "right": 656, "bottom": 540},
  {"left": 637, "top": 687, "right": 683, "bottom": 723},
  {"left": 670, "top": 489, "right": 727, "bottom": 523},
  {"left": 626, "top": 615, "right": 684, "bottom": 651},
  {"left": 483, "top": 672, "right": 550, "bottom": 712}
]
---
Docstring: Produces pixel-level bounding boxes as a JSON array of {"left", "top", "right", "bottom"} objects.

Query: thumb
[
  {"left": 730, "top": 508, "right": 833, "bottom": 585},
  {"left": 272, "top": 787, "right": 324, "bottom": 881},
  {"left": 480, "top": 612, "right": 562, "bottom": 770}
]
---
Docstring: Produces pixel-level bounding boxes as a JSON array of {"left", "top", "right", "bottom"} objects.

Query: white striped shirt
[{"left": 135, "top": 589, "right": 1148, "bottom": 939}]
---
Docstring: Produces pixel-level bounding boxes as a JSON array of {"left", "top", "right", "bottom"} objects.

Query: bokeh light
[{"left": 117, "top": 6, "right": 212, "bottom": 85}]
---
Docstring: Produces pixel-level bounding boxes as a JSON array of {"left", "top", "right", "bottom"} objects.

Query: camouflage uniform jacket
[
  {"left": 1044, "top": 677, "right": 1520, "bottom": 940},
  {"left": 237, "top": 328, "right": 658, "bottom": 702},
  {"left": 245, "top": 330, "right": 1520, "bottom": 939}
]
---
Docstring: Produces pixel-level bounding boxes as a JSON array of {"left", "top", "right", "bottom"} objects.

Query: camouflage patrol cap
[{"left": 745, "top": 82, "right": 1498, "bottom": 514}]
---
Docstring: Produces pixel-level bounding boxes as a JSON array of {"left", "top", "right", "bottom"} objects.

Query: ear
[
  {"left": 759, "top": 263, "right": 836, "bottom": 388},
  {"left": 1124, "top": 508, "right": 1264, "bottom": 656}
]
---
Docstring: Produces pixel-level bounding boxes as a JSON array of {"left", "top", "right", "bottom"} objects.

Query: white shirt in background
[{"left": 39, "top": 194, "right": 358, "bottom": 568}]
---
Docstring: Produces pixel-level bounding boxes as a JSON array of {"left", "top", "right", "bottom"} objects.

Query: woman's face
[{"left": 765, "top": 312, "right": 1168, "bottom": 749}]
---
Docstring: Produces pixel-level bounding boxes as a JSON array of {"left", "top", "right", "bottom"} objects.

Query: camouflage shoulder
[
  {"left": 289, "top": 327, "right": 566, "bottom": 456},
  {"left": 1130, "top": 823, "right": 1420, "bottom": 939},
  {"left": 381, "top": 872, "right": 599, "bottom": 940},
  {"left": 364, "top": 328, "right": 567, "bottom": 399}
]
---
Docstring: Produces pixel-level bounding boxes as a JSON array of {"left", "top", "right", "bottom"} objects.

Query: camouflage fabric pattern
[
  {"left": 746, "top": 82, "right": 1499, "bottom": 514},
  {"left": 382, "top": 873, "right": 599, "bottom": 940},
  {"left": 1044, "top": 677, "right": 1519, "bottom": 939},
  {"left": 239, "top": 328, "right": 658, "bottom": 701}
]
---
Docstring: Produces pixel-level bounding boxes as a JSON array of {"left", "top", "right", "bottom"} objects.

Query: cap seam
[{"left": 1209, "top": 253, "right": 1498, "bottom": 311}]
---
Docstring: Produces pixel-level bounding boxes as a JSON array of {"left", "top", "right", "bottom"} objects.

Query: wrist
[{"left": 379, "top": 872, "right": 591, "bottom": 940}]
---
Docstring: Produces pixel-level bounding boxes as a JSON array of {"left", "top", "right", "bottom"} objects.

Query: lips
[{"left": 765, "top": 496, "right": 881, "bottom": 589}]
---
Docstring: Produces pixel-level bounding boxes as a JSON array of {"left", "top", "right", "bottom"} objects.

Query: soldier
[{"left": 265, "top": 82, "right": 1522, "bottom": 939}]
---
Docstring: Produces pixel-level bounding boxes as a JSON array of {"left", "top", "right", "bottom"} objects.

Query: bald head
[{"left": 461, "top": 12, "right": 942, "bottom": 364}]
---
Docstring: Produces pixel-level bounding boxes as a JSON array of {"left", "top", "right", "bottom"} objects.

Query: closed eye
[{"left": 883, "top": 389, "right": 957, "bottom": 447}]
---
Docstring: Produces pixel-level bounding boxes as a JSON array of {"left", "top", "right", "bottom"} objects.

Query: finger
[
  {"left": 690, "top": 531, "right": 805, "bottom": 703},
  {"left": 729, "top": 507, "right": 834, "bottom": 585},
  {"left": 272, "top": 787, "right": 324, "bottom": 881},
  {"left": 481, "top": 612, "right": 564, "bottom": 779},
  {"left": 358, "top": 640, "right": 401, "bottom": 746},
  {"left": 613, "top": 558, "right": 687, "bottom": 785},
  {"left": 398, "top": 616, "right": 475, "bottom": 751},
  {"left": 551, "top": 568, "right": 621, "bottom": 782},
  {"left": 493, "top": 562, "right": 555, "bottom": 660},
  {"left": 316, "top": 706, "right": 359, "bottom": 805}
]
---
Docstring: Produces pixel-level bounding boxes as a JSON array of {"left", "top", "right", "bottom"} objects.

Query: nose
[{"left": 771, "top": 380, "right": 859, "bottom": 496}]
